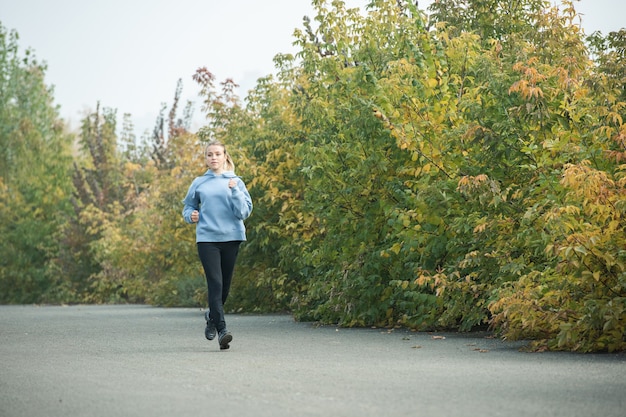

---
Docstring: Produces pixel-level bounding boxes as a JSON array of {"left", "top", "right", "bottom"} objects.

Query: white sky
[{"left": 1, "top": 0, "right": 624, "bottom": 137}]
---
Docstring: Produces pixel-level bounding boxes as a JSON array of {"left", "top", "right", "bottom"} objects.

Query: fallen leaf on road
[{"left": 431, "top": 336, "right": 446, "bottom": 340}]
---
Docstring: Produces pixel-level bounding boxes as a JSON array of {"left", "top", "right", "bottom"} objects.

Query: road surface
[{"left": 1, "top": 305, "right": 624, "bottom": 417}]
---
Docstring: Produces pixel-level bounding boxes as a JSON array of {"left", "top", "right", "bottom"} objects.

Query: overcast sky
[{"left": 1, "top": 0, "right": 624, "bottom": 137}]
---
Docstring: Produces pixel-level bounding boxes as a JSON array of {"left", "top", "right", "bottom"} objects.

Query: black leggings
[{"left": 197, "top": 241, "right": 241, "bottom": 331}]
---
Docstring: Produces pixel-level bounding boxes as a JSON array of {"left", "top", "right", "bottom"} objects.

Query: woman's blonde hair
[{"left": 205, "top": 140, "right": 235, "bottom": 172}]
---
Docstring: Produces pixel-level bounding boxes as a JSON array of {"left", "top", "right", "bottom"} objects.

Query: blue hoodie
[{"left": 182, "top": 170, "right": 253, "bottom": 242}]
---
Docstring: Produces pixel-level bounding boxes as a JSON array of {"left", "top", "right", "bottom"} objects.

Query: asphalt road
[{"left": 1, "top": 305, "right": 624, "bottom": 417}]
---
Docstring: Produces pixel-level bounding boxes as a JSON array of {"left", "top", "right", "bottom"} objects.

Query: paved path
[{"left": 1, "top": 305, "right": 624, "bottom": 417}]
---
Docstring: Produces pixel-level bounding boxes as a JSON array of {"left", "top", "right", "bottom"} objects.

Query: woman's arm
[
  {"left": 230, "top": 179, "right": 253, "bottom": 220},
  {"left": 181, "top": 182, "right": 200, "bottom": 224}
]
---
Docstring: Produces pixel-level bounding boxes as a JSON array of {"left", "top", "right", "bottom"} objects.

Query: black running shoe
[
  {"left": 218, "top": 329, "right": 232, "bottom": 350},
  {"left": 204, "top": 311, "right": 217, "bottom": 341}
]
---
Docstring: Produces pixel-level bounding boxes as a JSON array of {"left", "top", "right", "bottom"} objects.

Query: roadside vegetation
[{"left": 1, "top": 0, "right": 624, "bottom": 352}]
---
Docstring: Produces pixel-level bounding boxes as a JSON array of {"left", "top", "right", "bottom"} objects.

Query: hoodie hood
[{"left": 203, "top": 169, "right": 238, "bottom": 179}]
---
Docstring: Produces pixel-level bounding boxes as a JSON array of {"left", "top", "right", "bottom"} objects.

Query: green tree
[
  {"left": 0, "top": 23, "right": 74, "bottom": 303},
  {"left": 81, "top": 80, "right": 200, "bottom": 306},
  {"left": 47, "top": 104, "right": 125, "bottom": 302},
  {"left": 190, "top": 0, "right": 625, "bottom": 351}
]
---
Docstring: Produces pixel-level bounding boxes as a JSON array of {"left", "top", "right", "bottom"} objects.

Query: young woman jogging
[{"left": 182, "top": 140, "right": 253, "bottom": 350}]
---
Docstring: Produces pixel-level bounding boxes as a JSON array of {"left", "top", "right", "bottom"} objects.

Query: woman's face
[{"left": 206, "top": 145, "right": 226, "bottom": 172}]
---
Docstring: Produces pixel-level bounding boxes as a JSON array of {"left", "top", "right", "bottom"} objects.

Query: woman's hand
[
  {"left": 228, "top": 179, "right": 236, "bottom": 188},
  {"left": 191, "top": 210, "right": 199, "bottom": 223}
]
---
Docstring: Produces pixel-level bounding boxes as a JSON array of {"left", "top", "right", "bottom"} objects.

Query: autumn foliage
[{"left": 1, "top": 0, "right": 624, "bottom": 352}]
